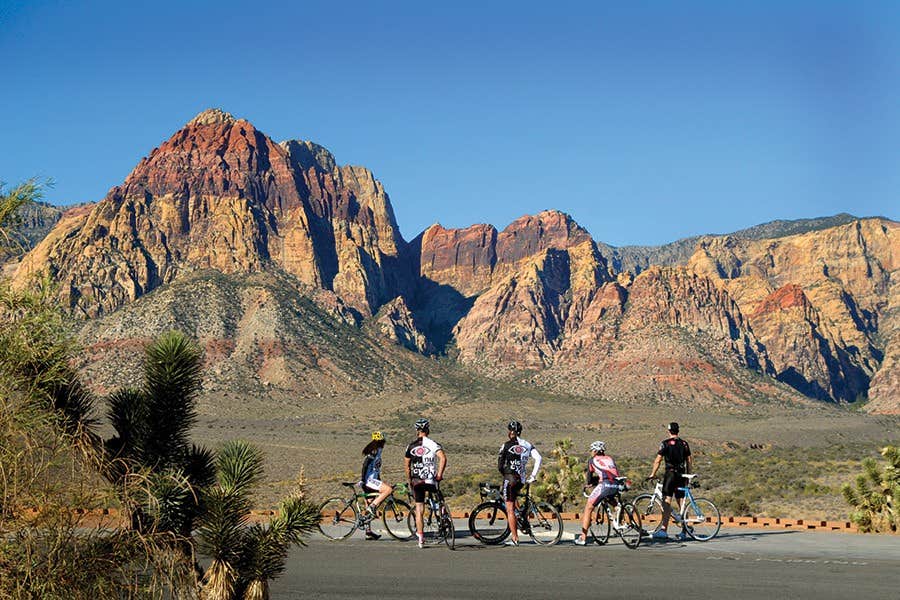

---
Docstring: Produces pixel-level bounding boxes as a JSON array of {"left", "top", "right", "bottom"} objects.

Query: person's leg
[
  {"left": 505, "top": 498, "right": 518, "bottom": 542},
  {"left": 660, "top": 494, "right": 673, "bottom": 531},
  {"left": 580, "top": 499, "right": 594, "bottom": 537},
  {"left": 373, "top": 481, "right": 393, "bottom": 508},
  {"left": 415, "top": 502, "right": 424, "bottom": 540}
]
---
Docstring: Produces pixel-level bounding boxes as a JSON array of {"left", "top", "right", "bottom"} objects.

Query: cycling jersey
[
  {"left": 657, "top": 437, "right": 691, "bottom": 472},
  {"left": 405, "top": 436, "right": 442, "bottom": 485},
  {"left": 497, "top": 438, "right": 543, "bottom": 482},
  {"left": 586, "top": 454, "right": 620, "bottom": 485},
  {"left": 361, "top": 447, "right": 383, "bottom": 491}
]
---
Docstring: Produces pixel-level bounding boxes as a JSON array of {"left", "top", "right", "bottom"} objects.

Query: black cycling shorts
[
  {"left": 662, "top": 470, "right": 687, "bottom": 499},
  {"left": 411, "top": 481, "right": 438, "bottom": 503},
  {"left": 501, "top": 474, "right": 523, "bottom": 502}
]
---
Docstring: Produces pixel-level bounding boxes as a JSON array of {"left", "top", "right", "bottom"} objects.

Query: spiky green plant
[
  {"left": 238, "top": 496, "right": 321, "bottom": 600},
  {"left": 532, "top": 439, "right": 587, "bottom": 510},
  {"left": 842, "top": 445, "right": 899, "bottom": 533}
]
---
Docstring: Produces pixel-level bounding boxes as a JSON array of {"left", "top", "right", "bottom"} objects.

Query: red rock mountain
[
  {"left": 11, "top": 109, "right": 899, "bottom": 413},
  {"left": 15, "top": 109, "right": 406, "bottom": 317}
]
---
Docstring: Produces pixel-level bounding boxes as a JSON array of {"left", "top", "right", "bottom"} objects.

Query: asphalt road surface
[{"left": 271, "top": 522, "right": 900, "bottom": 600}]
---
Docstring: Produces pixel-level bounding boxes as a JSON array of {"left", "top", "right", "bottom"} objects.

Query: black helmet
[
  {"left": 507, "top": 420, "right": 522, "bottom": 435},
  {"left": 415, "top": 418, "right": 430, "bottom": 432},
  {"left": 668, "top": 422, "right": 680, "bottom": 434}
]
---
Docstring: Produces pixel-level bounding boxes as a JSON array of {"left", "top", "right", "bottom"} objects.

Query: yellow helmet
[{"left": 371, "top": 431, "right": 385, "bottom": 441}]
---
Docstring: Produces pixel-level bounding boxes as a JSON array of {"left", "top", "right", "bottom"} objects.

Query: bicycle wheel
[
  {"left": 589, "top": 503, "right": 610, "bottom": 545},
  {"left": 382, "top": 497, "right": 415, "bottom": 541},
  {"left": 632, "top": 493, "right": 664, "bottom": 535},
  {"left": 526, "top": 501, "right": 563, "bottom": 546},
  {"left": 683, "top": 497, "right": 721, "bottom": 541},
  {"left": 318, "top": 497, "right": 358, "bottom": 540},
  {"left": 617, "top": 503, "right": 642, "bottom": 549},
  {"left": 468, "top": 501, "right": 510, "bottom": 545},
  {"left": 442, "top": 510, "right": 456, "bottom": 550}
]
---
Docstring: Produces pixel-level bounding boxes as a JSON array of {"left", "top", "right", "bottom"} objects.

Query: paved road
[{"left": 272, "top": 523, "right": 900, "bottom": 599}]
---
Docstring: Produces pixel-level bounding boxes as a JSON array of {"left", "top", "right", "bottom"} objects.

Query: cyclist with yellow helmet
[{"left": 360, "top": 431, "right": 394, "bottom": 540}]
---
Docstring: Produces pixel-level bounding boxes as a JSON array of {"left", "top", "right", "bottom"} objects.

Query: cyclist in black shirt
[{"left": 647, "top": 422, "right": 692, "bottom": 540}]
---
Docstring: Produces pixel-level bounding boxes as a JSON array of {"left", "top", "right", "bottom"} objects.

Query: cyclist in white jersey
[
  {"left": 498, "top": 420, "right": 543, "bottom": 546},
  {"left": 359, "top": 431, "right": 393, "bottom": 540},
  {"left": 404, "top": 418, "right": 447, "bottom": 548},
  {"left": 575, "top": 441, "right": 620, "bottom": 545}
]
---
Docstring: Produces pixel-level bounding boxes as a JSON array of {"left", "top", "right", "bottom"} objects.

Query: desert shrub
[
  {"left": 532, "top": 439, "right": 587, "bottom": 510},
  {"left": 842, "top": 446, "right": 899, "bottom": 533}
]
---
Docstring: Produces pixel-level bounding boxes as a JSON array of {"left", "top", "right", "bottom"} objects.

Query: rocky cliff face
[
  {"left": 14, "top": 109, "right": 406, "bottom": 317},
  {"left": 687, "top": 219, "right": 897, "bottom": 408},
  {"left": 11, "top": 109, "right": 899, "bottom": 413}
]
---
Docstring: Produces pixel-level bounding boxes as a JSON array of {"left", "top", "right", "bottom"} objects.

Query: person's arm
[
  {"left": 436, "top": 449, "right": 447, "bottom": 481},
  {"left": 497, "top": 444, "right": 505, "bottom": 474},
  {"left": 649, "top": 454, "right": 663, "bottom": 478},
  {"left": 585, "top": 457, "right": 594, "bottom": 486},
  {"left": 360, "top": 454, "right": 372, "bottom": 484},
  {"left": 404, "top": 457, "right": 412, "bottom": 482},
  {"left": 528, "top": 447, "right": 543, "bottom": 482}
]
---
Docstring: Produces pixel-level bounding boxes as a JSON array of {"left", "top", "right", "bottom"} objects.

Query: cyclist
[
  {"left": 498, "top": 420, "right": 543, "bottom": 546},
  {"left": 647, "top": 422, "right": 693, "bottom": 540},
  {"left": 359, "top": 431, "right": 393, "bottom": 540},
  {"left": 404, "top": 418, "right": 447, "bottom": 548},
  {"left": 574, "top": 440, "right": 620, "bottom": 546}
]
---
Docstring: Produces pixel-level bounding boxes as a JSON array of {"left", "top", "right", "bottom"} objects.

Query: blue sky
[{"left": 1, "top": 1, "right": 897, "bottom": 246}]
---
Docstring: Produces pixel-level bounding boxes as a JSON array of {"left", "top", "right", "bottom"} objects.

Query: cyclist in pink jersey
[{"left": 575, "top": 441, "right": 620, "bottom": 546}]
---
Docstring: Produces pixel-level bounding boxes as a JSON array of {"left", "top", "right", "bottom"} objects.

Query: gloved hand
[{"left": 526, "top": 476, "right": 536, "bottom": 484}]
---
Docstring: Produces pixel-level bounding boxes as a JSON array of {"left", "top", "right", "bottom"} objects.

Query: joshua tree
[{"left": 842, "top": 446, "right": 899, "bottom": 533}]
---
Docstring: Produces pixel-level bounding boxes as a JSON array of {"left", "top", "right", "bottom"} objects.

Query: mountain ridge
[{"left": 8, "top": 109, "right": 899, "bottom": 413}]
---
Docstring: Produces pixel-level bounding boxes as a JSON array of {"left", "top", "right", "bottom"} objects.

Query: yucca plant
[
  {"left": 842, "top": 445, "right": 899, "bottom": 533},
  {"left": 238, "top": 496, "right": 321, "bottom": 600},
  {"left": 105, "top": 331, "right": 215, "bottom": 538},
  {"left": 197, "top": 440, "right": 263, "bottom": 600}
]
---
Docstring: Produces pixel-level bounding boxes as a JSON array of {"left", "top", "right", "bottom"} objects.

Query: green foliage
[
  {"left": 0, "top": 279, "right": 317, "bottom": 598},
  {"left": 842, "top": 446, "right": 899, "bottom": 533},
  {"left": 199, "top": 456, "right": 320, "bottom": 600},
  {"left": 0, "top": 284, "right": 192, "bottom": 598},
  {"left": 532, "top": 439, "right": 587, "bottom": 510},
  {"left": 0, "top": 178, "right": 49, "bottom": 253}
]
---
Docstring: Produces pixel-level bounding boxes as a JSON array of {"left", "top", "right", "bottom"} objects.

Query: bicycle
[
  {"left": 583, "top": 476, "right": 643, "bottom": 549},
  {"left": 318, "top": 481, "right": 415, "bottom": 541},
  {"left": 406, "top": 483, "right": 455, "bottom": 549},
  {"left": 632, "top": 474, "right": 721, "bottom": 541},
  {"left": 468, "top": 482, "right": 563, "bottom": 546}
]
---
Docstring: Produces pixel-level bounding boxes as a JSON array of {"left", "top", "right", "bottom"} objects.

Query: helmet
[
  {"left": 371, "top": 431, "right": 384, "bottom": 442},
  {"left": 590, "top": 441, "right": 606, "bottom": 453},
  {"left": 668, "top": 422, "right": 680, "bottom": 434},
  {"left": 415, "top": 418, "right": 430, "bottom": 432},
  {"left": 507, "top": 420, "right": 522, "bottom": 435}
]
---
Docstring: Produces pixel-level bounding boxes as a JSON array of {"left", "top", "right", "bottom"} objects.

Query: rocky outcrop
[
  {"left": 369, "top": 296, "right": 433, "bottom": 355},
  {"left": 688, "top": 218, "right": 898, "bottom": 408},
  {"left": 14, "top": 109, "right": 406, "bottom": 317},
  {"left": 413, "top": 210, "right": 597, "bottom": 295}
]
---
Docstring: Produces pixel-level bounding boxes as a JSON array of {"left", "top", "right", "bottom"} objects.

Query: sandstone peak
[{"left": 187, "top": 108, "right": 239, "bottom": 126}]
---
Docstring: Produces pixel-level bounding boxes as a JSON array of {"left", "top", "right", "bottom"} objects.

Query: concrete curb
[{"left": 24, "top": 507, "right": 886, "bottom": 534}]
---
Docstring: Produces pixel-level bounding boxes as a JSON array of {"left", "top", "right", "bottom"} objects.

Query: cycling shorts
[
  {"left": 364, "top": 478, "right": 383, "bottom": 494},
  {"left": 411, "top": 481, "right": 438, "bottom": 503},
  {"left": 501, "top": 474, "right": 523, "bottom": 502},
  {"left": 662, "top": 470, "right": 687, "bottom": 499},
  {"left": 587, "top": 482, "right": 618, "bottom": 504}
]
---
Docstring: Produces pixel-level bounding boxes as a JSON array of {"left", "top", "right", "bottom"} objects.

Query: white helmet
[{"left": 590, "top": 441, "right": 606, "bottom": 453}]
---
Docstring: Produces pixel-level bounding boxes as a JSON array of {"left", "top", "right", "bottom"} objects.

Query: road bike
[
  {"left": 318, "top": 481, "right": 415, "bottom": 541},
  {"left": 406, "top": 484, "right": 455, "bottom": 549},
  {"left": 632, "top": 474, "right": 721, "bottom": 541},
  {"left": 583, "top": 476, "right": 643, "bottom": 549},
  {"left": 468, "top": 482, "right": 563, "bottom": 546}
]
